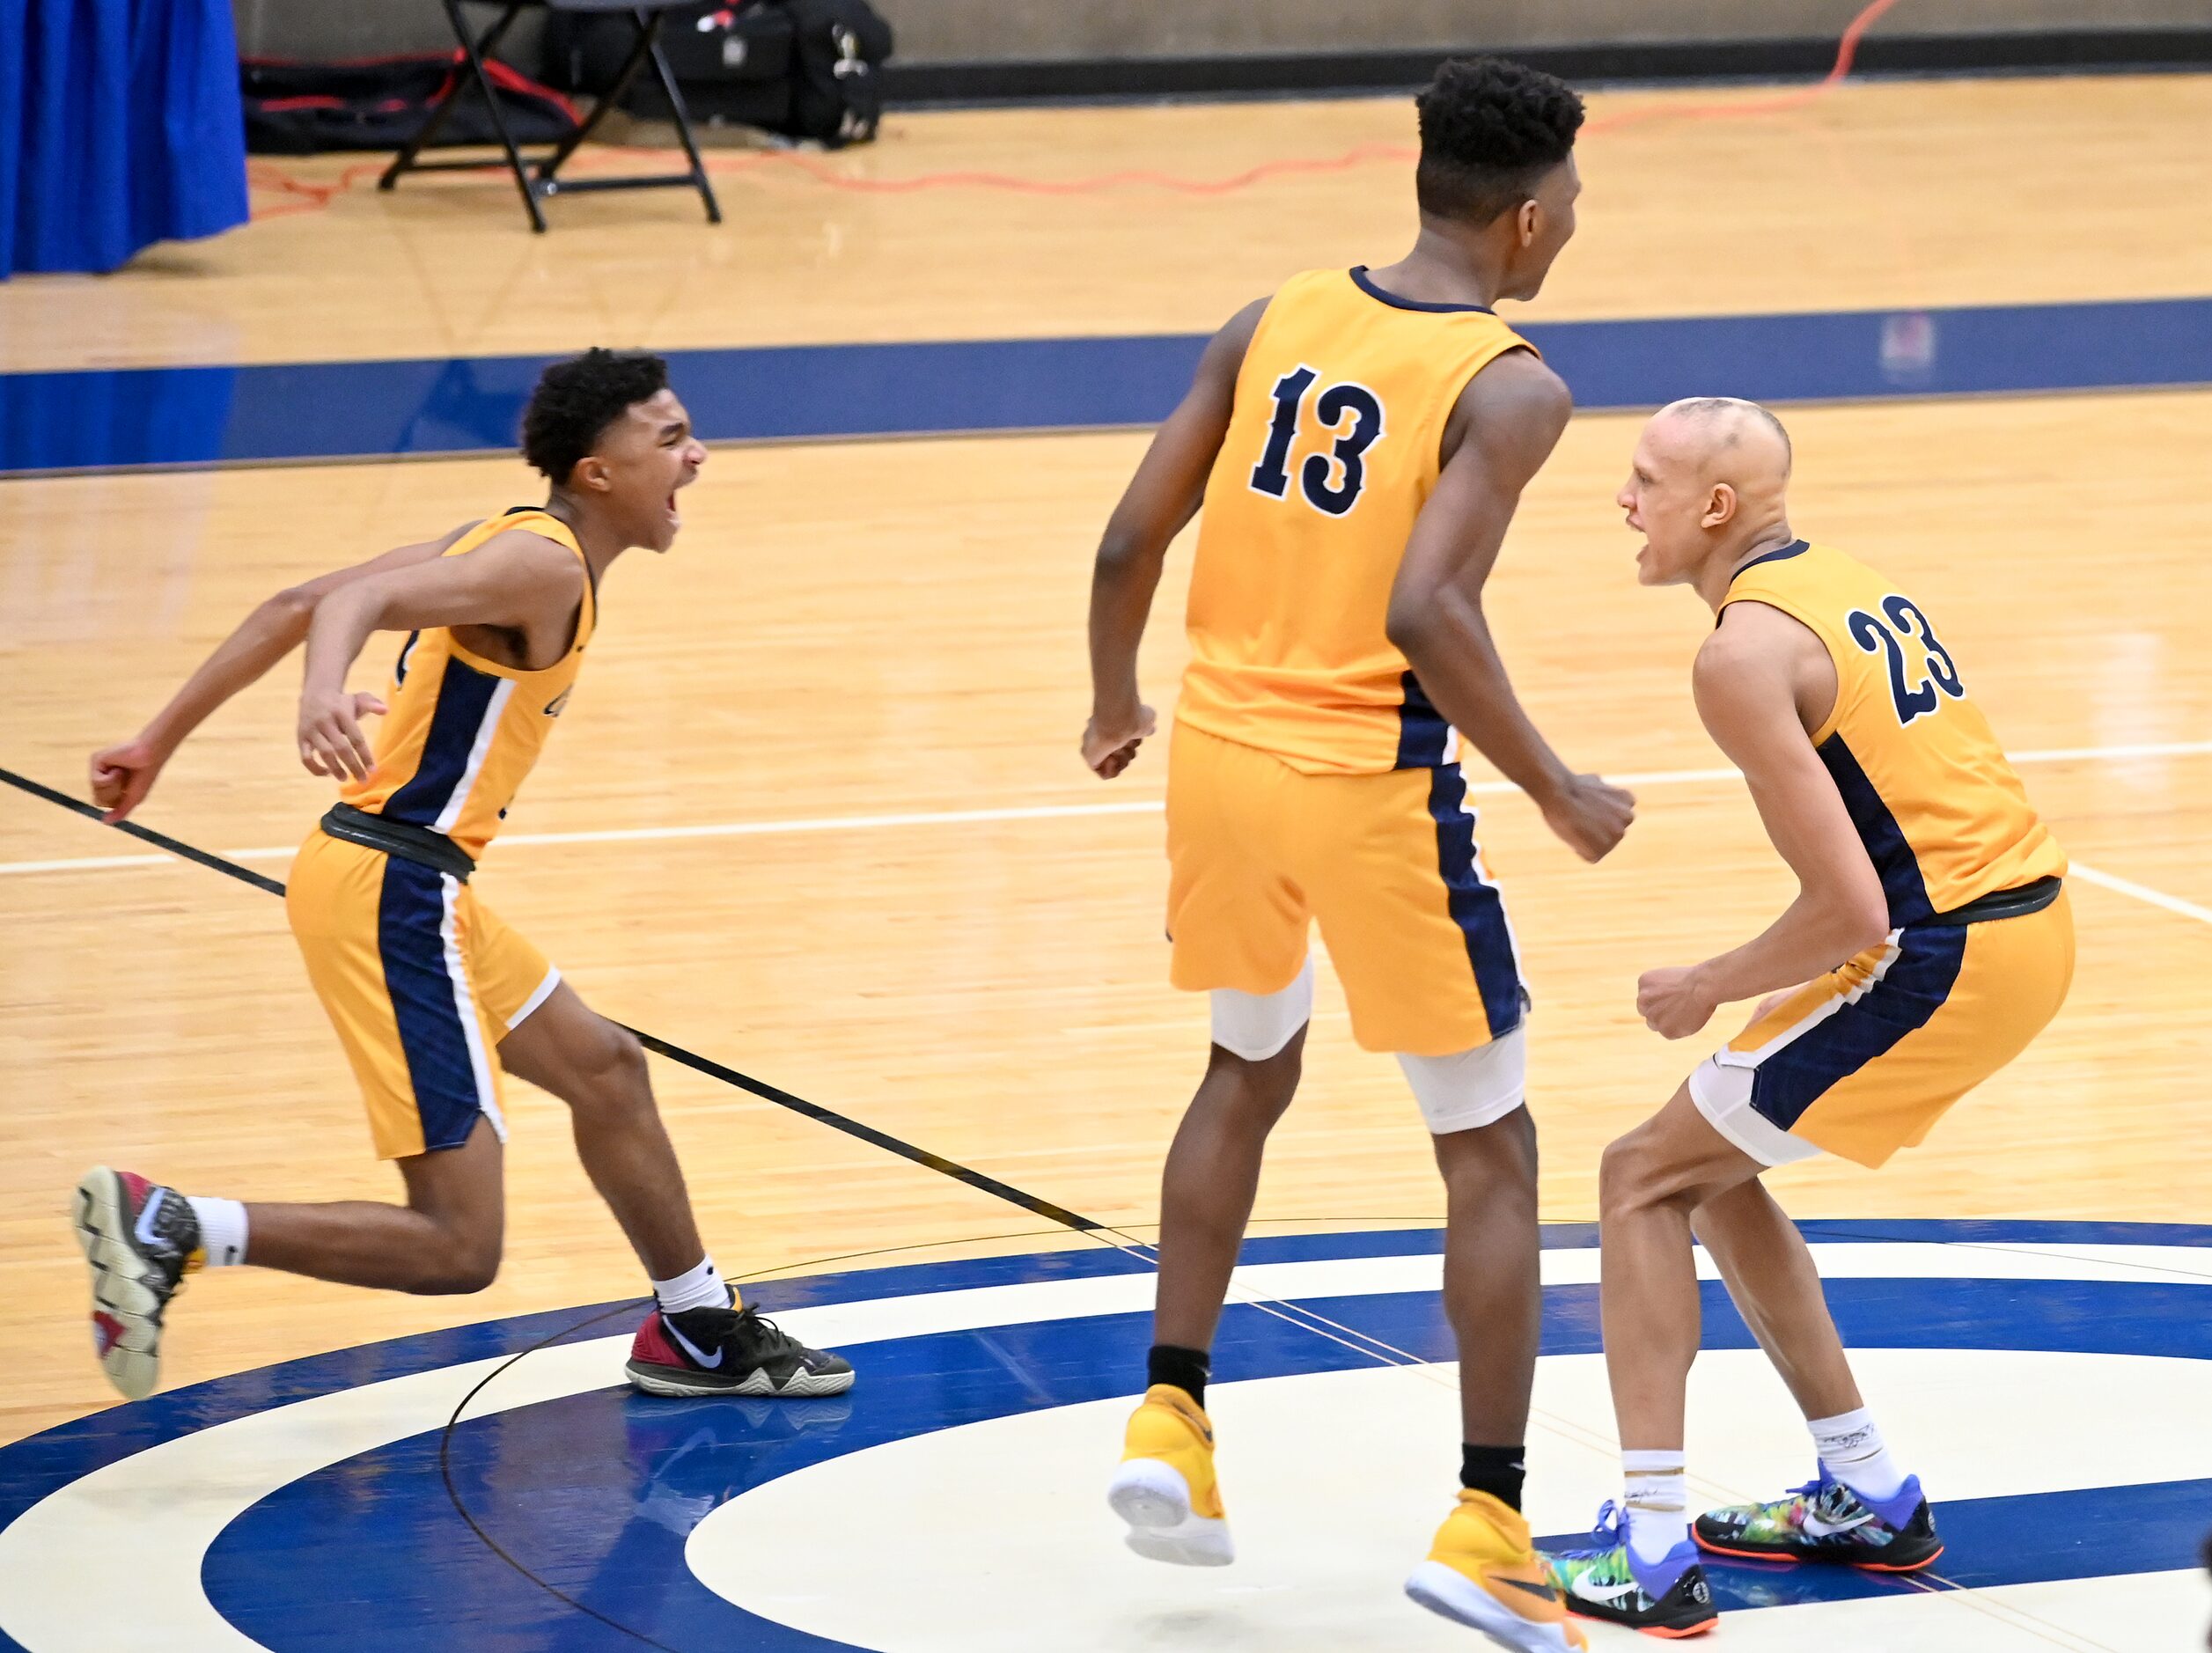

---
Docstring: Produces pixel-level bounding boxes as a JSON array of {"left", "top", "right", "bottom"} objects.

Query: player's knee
[
  {"left": 1599, "top": 1128, "right": 1656, "bottom": 1207},
  {"left": 1206, "top": 961, "right": 1312, "bottom": 1104},
  {"left": 571, "top": 1018, "right": 653, "bottom": 1109},
  {"left": 1204, "top": 1035, "right": 1303, "bottom": 1120},
  {"left": 1434, "top": 1102, "right": 1537, "bottom": 1194},
  {"left": 438, "top": 1258, "right": 502, "bottom": 1296},
  {"left": 606, "top": 1023, "right": 651, "bottom": 1093},
  {"left": 1599, "top": 1128, "right": 1691, "bottom": 1217},
  {"left": 415, "top": 1231, "right": 502, "bottom": 1295}
]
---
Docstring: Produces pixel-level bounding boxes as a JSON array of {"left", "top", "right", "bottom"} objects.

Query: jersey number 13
[{"left": 1247, "top": 365, "right": 1385, "bottom": 518}]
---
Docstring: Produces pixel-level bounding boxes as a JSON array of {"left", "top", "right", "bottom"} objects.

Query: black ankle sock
[
  {"left": 1460, "top": 1443, "right": 1527, "bottom": 1511},
  {"left": 1147, "top": 1344, "right": 1211, "bottom": 1407}
]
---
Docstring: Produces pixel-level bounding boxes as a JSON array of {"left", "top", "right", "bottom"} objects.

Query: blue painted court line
[
  {"left": 3, "top": 293, "right": 2208, "bottom": 476},
  {"left": 4, "top": 1223, "right": 2207, "bottom": 1653},
  {"left": 199, "top": 1271, "right": 2212, "bottom": 1651}
]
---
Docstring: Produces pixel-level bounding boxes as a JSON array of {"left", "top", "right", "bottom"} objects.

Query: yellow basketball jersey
[
  {"left": 1723, "top": 540, "right": 2065, "bottom": 922},
  {"left": 1176, "top": 268, "right": 1536, "bottom": 775},
  {"left": 341, "top": 508, "right": 594, "bottom": 860}
]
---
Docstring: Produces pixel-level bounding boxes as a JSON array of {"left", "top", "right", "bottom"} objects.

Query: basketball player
[
  {"left": 1541, "top": 399, "right": 2071, "bottom": 1635},
  {"left": 1083, "top": 58, "right": 1633, "bottom": 1653},
  {"left": 76, "top": 349, "right": 852, "bottom": 1405}
]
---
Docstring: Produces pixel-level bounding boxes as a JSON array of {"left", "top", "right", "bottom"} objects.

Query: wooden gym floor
[{"left": 0, "top": 68, "right": 2208, "bottom": 1476}]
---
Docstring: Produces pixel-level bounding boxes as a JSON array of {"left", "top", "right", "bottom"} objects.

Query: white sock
[
  {"left": 651, "top": 1256, "right": 733, "bottom": 1316},
  {"left": 187, "top": 1196, "right": 249, "bottom": 1267},
  {"left": 1809, "top": 1407, "right": 1906, "bottom": 1503},
  {"left": 1622, "top": 1449, "right": 1688, "bottom": 1565}
]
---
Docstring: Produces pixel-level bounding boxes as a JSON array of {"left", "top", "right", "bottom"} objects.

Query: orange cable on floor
[
  {"left": 243, "top": 0, "right": 1906, "bottom": 218},
  {"left": 1579, "top": 0, "right": 1903, "bottom": 135},
  {"left": 246, "top": 158, "right": 388, "bottom": 220}
]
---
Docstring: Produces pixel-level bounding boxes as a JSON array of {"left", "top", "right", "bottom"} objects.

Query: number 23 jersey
[
  {"left": 1178, "top": 267, "right": 1536, "bottom": 775},
  {"left": 1722, "top": 539, "right": 2065, "bottom": 924}
]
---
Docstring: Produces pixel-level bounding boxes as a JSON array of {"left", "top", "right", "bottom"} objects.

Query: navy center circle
[{"left": 3, "top": 1220, "right": 2208, "bottom": 1653}]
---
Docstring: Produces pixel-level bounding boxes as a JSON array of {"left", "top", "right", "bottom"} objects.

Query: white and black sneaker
[
  {"left": 74, "top": 1167, "right": 202, "bottom": 1400},
  {"left": 626, "top": 1303, "right": 855, "bottom": 1398}
]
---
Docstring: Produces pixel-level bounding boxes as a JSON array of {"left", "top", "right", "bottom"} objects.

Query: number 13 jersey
[
  {"left": 1723, "top": 539, "right": 2065, "bottom": 924},
  {"left": 1178, "top": 267, "right": 1536, "bottom": 775}
]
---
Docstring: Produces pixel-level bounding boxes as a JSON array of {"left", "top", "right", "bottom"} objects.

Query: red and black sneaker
[
  {"left": 73, "top": 1167, "right": 202, "bottom": 1400},
  {"left": 626, "top": 1303, "right": 855, "bottom": 1398}
]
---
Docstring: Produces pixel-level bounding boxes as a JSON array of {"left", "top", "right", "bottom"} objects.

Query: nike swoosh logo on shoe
[
  {"left": 133, "top": 1188, "right": 165, "bottom": 1250},
  {"left": 1160, "top": 1406, "right": 1211, "bottom": 1447},
  {"left": 1569, "top": 1580, "right": 1641, "bottom": 1605},
  {"left": 1493, "top": 1576, "right": 1561, "bottom": 1604},
  {"left": 1803, "top": 1511, "right": 1876, "bottom": 1538},
  {"left": 662, "top": 1319, "right": 725, "bottom": 1370}
]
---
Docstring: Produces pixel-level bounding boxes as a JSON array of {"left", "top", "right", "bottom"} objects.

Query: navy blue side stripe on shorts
[
  {"left": 377, "top": 855, "right": 489, "bottom": 1152},
  {"left": 1748, "top": 923, "right": 1967, "bottom": 1131},
  {"left": 1423, "top": 765, "right": 1525, "bottom": 1040}
]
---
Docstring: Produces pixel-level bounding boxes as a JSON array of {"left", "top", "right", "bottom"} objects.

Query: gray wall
[
  {"left": 236, "top": 0, "right": 460, "bottom": 58},
  {"left": 232, "top": 0, "right": 2212, "bottom": 70},
  {"left": 877, "top": 0, "right": 2212, "bottom": 63}
]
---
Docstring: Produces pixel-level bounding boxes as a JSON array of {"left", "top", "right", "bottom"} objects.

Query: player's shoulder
[
  {"left": 1215, "top": 293, "right": 1273, "bottom": 353},
  {"left": 1698, "top": 599, "right": 1825, "bottom": 695},
  {"left": 1232, "top": 267, "right": 1385, "bottom": 344},
  {"left": 1455, "top": 344, "right": 1569, "bottom": 419},
  {"left": 432, "top": 518, "right": 487, "bottom": 552},
  {"left": 1263, "top": 266, "right": 1349, "bottom": 306},
  {"left": 1439, "top": 346, "right": 1569, "bottom": 465},
  {"left": 1688, "top": 617, "right": 1816, "bottom": 763},
  {"left": 437, "top": 511, "right": 573, "bottom": 559},
  {"left": 463, "top": 522, "right": 587, "bottom": 591},
  {"left": 1228, "top": 268, "right": 1334, "bottom": 333}
]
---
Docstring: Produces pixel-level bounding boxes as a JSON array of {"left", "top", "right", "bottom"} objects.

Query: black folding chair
[{"left": 379, "top": 0, "right": 722, "bottom": 233}]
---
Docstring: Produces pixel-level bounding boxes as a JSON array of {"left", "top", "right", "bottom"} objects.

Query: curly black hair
[
  {"left": 1415, "top": 56, "right": 1585, "bottom": 226},
  {"left": 520, "top": 348, "right": 672, "bottom": 484}
]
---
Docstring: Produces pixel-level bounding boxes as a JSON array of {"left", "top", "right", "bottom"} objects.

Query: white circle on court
[{"left": 689, "top": 1349, "right": 2212, "bottom": 1652}]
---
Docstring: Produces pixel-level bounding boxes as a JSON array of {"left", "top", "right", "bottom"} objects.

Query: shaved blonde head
[
  {"left": 1647, "top": 397, "right": 1793, "bottom": 484},
  {"left": 1620, "top": 398, "right": 1798, "bottom": 600}
]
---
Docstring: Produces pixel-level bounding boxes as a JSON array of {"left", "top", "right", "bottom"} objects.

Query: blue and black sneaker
[
  {"left": 1694, "top": 1468, "right": 1943, "bottom": 1572},
  {"left": 1542, "top": 1502, "right": 1717, "bottom": 1639}
]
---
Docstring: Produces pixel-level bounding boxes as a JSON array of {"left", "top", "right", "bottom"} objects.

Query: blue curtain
[{"left": 2, "top": 0, "right": 250, "bottom": 277}]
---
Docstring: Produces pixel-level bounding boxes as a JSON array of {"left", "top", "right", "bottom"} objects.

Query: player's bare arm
[
  {"left": 298, "top": 530, "right": 586, "bottom": 781},
  {"left": 88, "top": 522, "right": 481, "bottom": 822},
  {"left": 1385, "top": 348, "right": 1635, "bottom": 861},
  {"left": 1083, "top": 298, "right": 1268, "bottom": 778},
  {"left": 1636, "top": 600, "right": 1888, "bottom": 1039}
]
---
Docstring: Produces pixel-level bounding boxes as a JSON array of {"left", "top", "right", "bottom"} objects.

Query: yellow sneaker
[
  {"left": 1106, "top": 1384, "right": 1233, "bottom": 1566},
  {"left": 1406, "top": 1489, "right": 1587, "bottom": 1652}
]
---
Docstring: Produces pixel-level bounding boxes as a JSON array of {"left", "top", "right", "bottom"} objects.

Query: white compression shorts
[
  {"left": 1209, "top": 957, "right": 1528, "bottom": 1134},
  {"left": 1396, "top": 1027, "right": 1527, "bottom": 1135},
  {"left": 1209, "top": 956, "right": 1314, "bottom": 1061}
]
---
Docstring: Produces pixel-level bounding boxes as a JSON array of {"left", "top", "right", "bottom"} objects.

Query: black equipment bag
[
  {"left": 777, "top": 0, "right": 893, "bottom": 148},
  {"left": 540, "top": 0, "right": 889, "bottom": 145},
  {"left": 542, "top": 4, "right": 795, "bottom": 131},
  {"left": 240, "top": 55, "right": 581, "bottom": 156}
]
